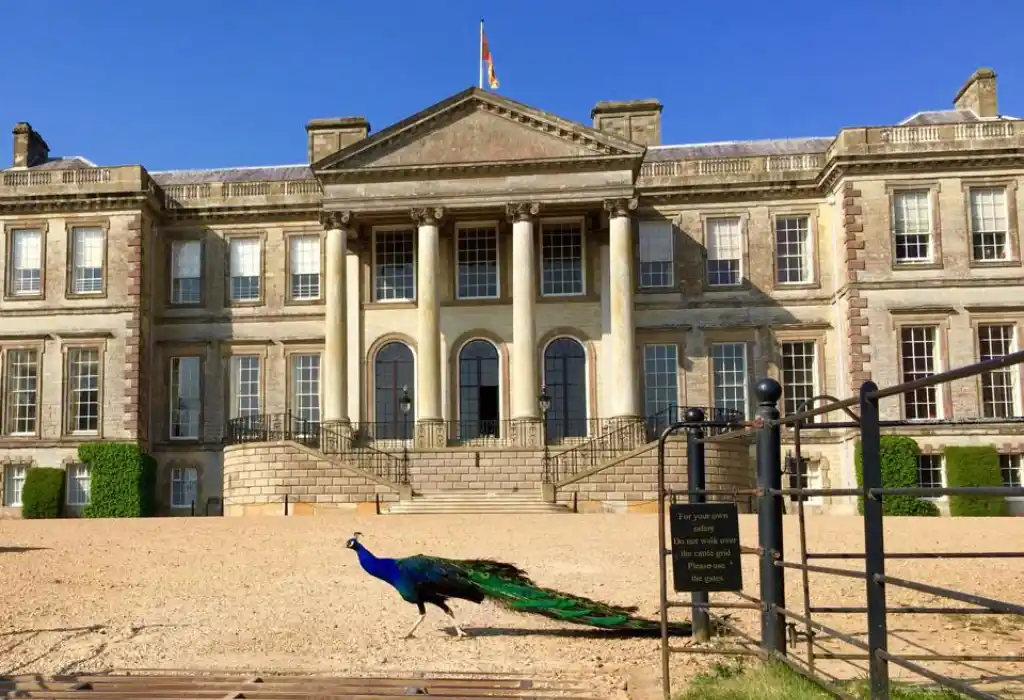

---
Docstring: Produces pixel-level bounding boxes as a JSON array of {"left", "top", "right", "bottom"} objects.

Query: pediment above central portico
[{"left": 313, "top": 87, "right": 646, "bottom": 178}]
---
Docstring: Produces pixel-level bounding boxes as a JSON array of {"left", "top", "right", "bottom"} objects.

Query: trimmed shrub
[
  {"left": 79, "top": 443, "right": 157, "bottom": 518},
  {"left": 943, "top": 446, "right": 1008, "bottom": 517},
  {"left": 855, "top": 436, "right": 940, "bottom": 517},
  {"left": 21, "top": 467, "right": 65, "bottom": 519}
]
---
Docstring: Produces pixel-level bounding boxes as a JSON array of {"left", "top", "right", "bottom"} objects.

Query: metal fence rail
[{"left": 658, "top": 350, "right": 1024, "bottom": 700}]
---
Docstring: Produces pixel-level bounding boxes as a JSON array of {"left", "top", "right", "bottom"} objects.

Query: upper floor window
[
  {"left": 70, "top": 227, "right": 104, "bottom": 295},
  {"left": 541, "top": 220, "right": 584, "bottom": 296},
  {"left": 899, "top": 326, "right": 939, "bottom": 420},
  {"left": 8, "top": 229, "right": 42, "bottom": 297},
  {"left": 169, "top": 356, "right": 201, "bottom": 440},
  {"left": 3, "top": 349, "right": 39, "bottom": 436},
  {"left": 638, "top": 221, "right": 674, "bottom": 289},
  {"left": 978, "top": 324, "right": 1019, "bottom": 418},
  {"left": 374, "top": 229, "right": 415, "bottom": 302},
  {"left": 66, "top": 347, "right": 101, "bottom": 434},
  {"left": 171, "top": 467, "right": 199, "bottom": 509},
  {"left": 892, "top": 190, "right": 933, "bottom": 263},
  {"left": 781, "top": 341, "right": 817, "bottom": 421},
  {"left": 969, "top": 187, "right": 1010, "bottom": 262},
  {"left": 706, "top": 217, "right": 742, "bottom": 287},
  {"left": 289, "top": 235, "right": 321, "bottom": 301},
  {"left": 456, "top": 225, "right": 499, "bottom": 300},
  {"left": 775, "top": 216, "right": 812, "bottom": 284},
  {"left": 170, "top": 240, "right": 202, "bottom": 305},
  {"left": 229, "top": 238, "right": 261, "bottom": 303},
  {"left": 66, "top": 464, "right": 91, "bottom": 507},
  {"left": 712, "top": 342, "right": 748, "bottom": 418},
  {"left": 3, "top": 464, "right": 26, "bottom": 507},
  {"left": 230, "top": 355, "right": 261, "bottom": 419}
]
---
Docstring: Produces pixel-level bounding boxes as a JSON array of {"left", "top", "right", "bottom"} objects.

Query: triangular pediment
[{"left": 314, "top": 87, "right": 645, "bottom": 173}]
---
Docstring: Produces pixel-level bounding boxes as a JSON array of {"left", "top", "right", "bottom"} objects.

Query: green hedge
[
  {"left": 79, "top": 443, "right": 157, "bottom": 518},
  {"left": 855, "top": 436, "right": 940, "bottom": 517},
  {"left": 21, "top": 467, "right": 65, "bottom": 519},
  {"left": 943, "top": 446, "right": 1007, "bottom": 517}
]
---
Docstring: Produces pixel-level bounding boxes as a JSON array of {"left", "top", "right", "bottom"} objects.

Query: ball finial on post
[
  {"left": 754, "top": 378, "right": 783, "bottom": 407},
  {"left": 684, "top": 407, "right": 705, "bottom": 423}
]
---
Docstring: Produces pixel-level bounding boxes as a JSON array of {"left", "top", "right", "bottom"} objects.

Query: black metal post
[
  {"left": 190, "top": 500, "right": 195, "bottom": 517},
  {"left": 685, "top": 407, "right": 711, "bottom": 643},
  {"left": 755, "top": 378, "right": 786, "bottom": 656},
  {"left": 859, "top": 380, "right": 890, "bottom": 699},
  {"left": 284, "top": 492, "right": 289, "bottom": 516}
]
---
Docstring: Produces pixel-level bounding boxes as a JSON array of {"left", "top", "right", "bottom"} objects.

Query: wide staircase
[{"left": 385, "top": 490, "right": 570, "bottom": 515}]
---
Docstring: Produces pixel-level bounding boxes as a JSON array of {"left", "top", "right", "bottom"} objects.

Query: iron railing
[{"left": 224, "top": 413, "right": 408, "bottom": 484}]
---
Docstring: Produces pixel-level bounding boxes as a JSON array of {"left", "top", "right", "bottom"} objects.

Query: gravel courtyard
[{"left": 1, "top": 515, "right": 1022, "bottom": 699}]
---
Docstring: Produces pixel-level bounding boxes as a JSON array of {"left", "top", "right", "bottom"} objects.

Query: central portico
[{"left": 312, "top": 87, "right": 649, "bottom": 448}]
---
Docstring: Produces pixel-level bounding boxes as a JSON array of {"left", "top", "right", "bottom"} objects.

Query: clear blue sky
[{"left": 2, "top": 0, "right": 1022, "bottom": 171}]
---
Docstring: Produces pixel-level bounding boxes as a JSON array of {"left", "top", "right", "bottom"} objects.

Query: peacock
[{"left": 345, "top": 532, "right": 693, "bottom": 639}]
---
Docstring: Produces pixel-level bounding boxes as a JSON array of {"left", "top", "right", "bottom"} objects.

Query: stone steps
[{"left": 385, "top": 490, "right": 572, "bottom": 515}]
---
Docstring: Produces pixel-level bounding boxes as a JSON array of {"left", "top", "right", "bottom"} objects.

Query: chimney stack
[
  {"left": 954, "top": 68, "right": 998, "bottom": 118},
  {"left": 306, "top": 117, "right": 371, "bottom": 164},
  {"left": 12, "top": 122, "right": 50, "bottom": 168},
  {"left": 591, "top": 99, "right": 663, "bottom": 146}
]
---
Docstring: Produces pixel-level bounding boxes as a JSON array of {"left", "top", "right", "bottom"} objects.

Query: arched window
[
  {"left": 374, "top": 342, "right": 415, "bottom": 440},
  {"left": 458, "top": 340, "right": 500, "bottom": 439},
  {"left": 543, "top": 337, "right": 588, "bottom": 440}
]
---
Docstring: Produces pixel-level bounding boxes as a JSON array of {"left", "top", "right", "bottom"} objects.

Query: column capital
[
  {"left": 410, "top": 206, "right": 445, "bottom": 226},
  {"left": 321, "top": 210, "right": 355, "bottom": 230},
  {"left": 505, "top": 201, "right": 541, "bottom": 223},
  {"left": 603, "top": 197, "right": 639, "bottom": 218}
]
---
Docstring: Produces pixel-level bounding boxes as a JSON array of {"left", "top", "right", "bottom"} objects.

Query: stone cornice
[{"left": 0, "top": 192, "right": 161, "bottom": 216}]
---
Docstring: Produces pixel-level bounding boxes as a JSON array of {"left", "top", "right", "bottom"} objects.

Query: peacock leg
[
  {"left": 404, "top": 603, "right": 427, "bottom": 640},
  {"left": 439, "top": 602, "right": 469, "bottom": 639}
]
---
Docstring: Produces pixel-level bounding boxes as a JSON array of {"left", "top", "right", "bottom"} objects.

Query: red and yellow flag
[{"left": 480, "top": 21, "right": 499, "bottom": 90}]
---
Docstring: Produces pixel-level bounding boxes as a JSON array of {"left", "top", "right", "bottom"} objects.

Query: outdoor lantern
[
  {"left": 399, "top": 386, "right": 412, "bottom": 415},
  {"left": 538, "top": 386, "right": 551, "bottom": 414}
]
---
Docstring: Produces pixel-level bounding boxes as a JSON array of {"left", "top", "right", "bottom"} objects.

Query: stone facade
[{"left": 2, "top": 67, "right": 1024, "bottom": 516}]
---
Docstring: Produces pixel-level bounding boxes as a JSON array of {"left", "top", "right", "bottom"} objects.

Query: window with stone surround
[
  {"left": 638, "top": 221, "right": 674, "bottom": 289},
  {"left": 712, "top": 342, "right": 748, "bottom": 418},
  {"left": 781, "top": 341, "right": 817, "bottom": 421},
  {"left": 70, "top": 227, "right": 104, "bottom": 295},
  {"left": 643, "top": 344, "right": 679, "bottom": 419},
  {"left": 289, "top": 235, "right": 321, "bottom": 301},
  {"left": 290, "top": 353, "right": 321, "bottom": 432},
  {"left": 171, "top": 467, "right": 198, "bottom": 509},
  {"left": 229, "top": 238, "right": 261, "bottom": 303},
  {"left": 706, "top": 217, "right": 742, "bottom": 286},
  {"left": 170, "top": 240, "right": 202, "bottom": 305},
  {"left": 374, "top": 229, "right": 415, "bottom": 302},
  {"left": 66, "top": 347, "right": 101, "bottom": 434},
  {"left": 899, "top": 326, "right": 940, "bottom": 420},
  {"left": 775, "top": 216, "right": 812, "bottom": 284},
  {"left": 917, "top": 454, "right": 945, "bottom": 492},
  {"left": 969, "top": 187, "right": 1010, "bottom": 262},
  {"left": 1000, "top": 455, "right": 1022, "bottom": 490},
  {"left": 169, "top": 356, "right": 201, "bottom": 440},
  {"left": 892, "top": 190, "right": 933, "bottom": 263},
  {"left": 3, "top": 349, "right": 39, "bottom": 436},
  {"left": 978, "top": 324, "right": 1019, "bottom": 418},
  {"left": 456, "top": 225, "right": 499, "bottom": 300},
  {"left": 230, "top": 355, "right": 261, "bottom": 419},
  {"left": 540, "top": 220, "right": 584, "bottom": 296},
  {"left": 8, "top": 229, "right": 42, "bottom": 297},
  {"left": 66, "top": 463, "right": 91, "bottom": 507},
  {"left": 3, "top": 464, "right": 26, "bottom": 507}
]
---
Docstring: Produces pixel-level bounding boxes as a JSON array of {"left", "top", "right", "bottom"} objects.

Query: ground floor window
[
  {"left": 457, "top": 340, "right": 500, "bottom": 439},
  {"left": 171, "top": 467, "right": 199, "bottom": 509},
  {"left": 374, "top": 342, "right": 415, "bottom": 440},
  {"left": 66, "top": 464, "right": 91, "bottom": 506},
  {"left": 3, "top": 465, "right": 26, "bottom": 507},
  {"left": 543, "top": 337, "right": 588, "bottom": 440}
]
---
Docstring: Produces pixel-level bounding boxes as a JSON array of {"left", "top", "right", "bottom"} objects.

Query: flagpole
[{"left": 479, "top": 19, "right": 484, "bottom": 89}]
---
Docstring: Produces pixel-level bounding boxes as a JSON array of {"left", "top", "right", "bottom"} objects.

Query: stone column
[
  {"left": 322, "top": 211, "right": 351, "bottom": 431},
  {"left": 604, "top": 197, "right": 644, "bottom": 444},
  {"left": 412, "top": 206, "right": 446, "bottom": 448},
  {"left": 507, "top": 202, "right": 543, "bottom": 447}
]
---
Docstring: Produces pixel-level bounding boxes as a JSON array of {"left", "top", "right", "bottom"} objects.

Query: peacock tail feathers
[{"left": 445, "top": 558, "right": 692, "bottom": 636}]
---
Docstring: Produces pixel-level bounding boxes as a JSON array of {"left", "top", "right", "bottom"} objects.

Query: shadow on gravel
[
  {"left": 455, "top": 626, "right": 668, "bottom": 639},
  {"left": 0, "top": 623, "right": 180, "bottom": 676},
  {"left": 0, "top": 546, "right": 49, "bottom": 554}
]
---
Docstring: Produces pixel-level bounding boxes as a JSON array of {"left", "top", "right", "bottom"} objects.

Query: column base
[
  {"left": 511, "top": 417, "right": 544, "bottom": 447},
  {"left": 601, "top": 416, "right": 648, "bottom": 450},
  {"left": 414, "top": 419, "right": 448, "bottom": 448},
  {"left": 319, "top": 419, "right": 352, "bottom": 454}
]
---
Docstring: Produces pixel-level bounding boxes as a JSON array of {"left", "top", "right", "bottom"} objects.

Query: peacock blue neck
[{"left": 353, "top": 542, "right": 400, "bottom": 585}]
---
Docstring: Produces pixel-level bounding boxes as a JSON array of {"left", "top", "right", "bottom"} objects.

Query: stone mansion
[{"left": 1, "top": 67, "right": 1022, "bottom": 516}]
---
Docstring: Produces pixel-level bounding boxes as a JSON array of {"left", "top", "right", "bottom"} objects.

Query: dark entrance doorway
[
  {"left": 374, "top": 341, "right": 415, "bottom": 439},
  {"left": 543, "top": 337, "right": 588, "bottom": 441},
  {"left": 458, "top": 340, "right": 500, "bottom": 439}
]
